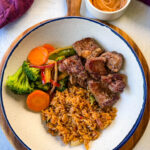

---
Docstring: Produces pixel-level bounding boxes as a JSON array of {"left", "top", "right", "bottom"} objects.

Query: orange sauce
[{"left": 90, "top": 0, "right": 127, "bottom": 12}]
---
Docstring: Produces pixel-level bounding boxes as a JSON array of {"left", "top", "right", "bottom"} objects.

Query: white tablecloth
[{"left": 0, "top": 0, "right": 150, "bottom": 149}]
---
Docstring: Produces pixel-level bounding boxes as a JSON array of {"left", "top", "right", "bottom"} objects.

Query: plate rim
[{"left": 0, "top": 16, "right": 147, "bottom": 150}]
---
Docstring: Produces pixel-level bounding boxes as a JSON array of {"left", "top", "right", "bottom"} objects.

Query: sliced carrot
[
  {"left": 26, "top": 90, "right": 50, "bottom": 112},
  {"left": 43, "top": 44, "right": 55, "bottom": 53},
  {"left": 28, "top": 46, "right": 49, "bottom": 66}
]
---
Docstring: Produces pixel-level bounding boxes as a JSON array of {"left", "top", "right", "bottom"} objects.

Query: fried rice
[{"left": 42, "top": 86, "right": 117, "bottom": 150}]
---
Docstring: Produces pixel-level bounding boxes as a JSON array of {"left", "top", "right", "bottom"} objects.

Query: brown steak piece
[
  {"left": 100, "top": 52, "right": 123, "bottom": 72},
  {"left": 69, "top": 75, "right": 88, "bottom": 88},
  {"left": 59, "top": 55, "right": 88, "bottom": 88},
  {"left": 101, "top": 74, "right": 126, "bottom": 93},
  {"left": 85, "top": 57, "right": 108, "bottom": 80},
  {"left": 73, "top": 38, "right": 104, "bottom": 59},
  {"left": 88, "top": 80, "right": 119, "bottom": 108},
  {"left": 89, "top": 48, "right": 104, "bottom": 58}
]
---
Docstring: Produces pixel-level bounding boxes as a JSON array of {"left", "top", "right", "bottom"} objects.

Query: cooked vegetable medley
[{"left": 6, "top": 38, "right": 126, "bottom": 150}]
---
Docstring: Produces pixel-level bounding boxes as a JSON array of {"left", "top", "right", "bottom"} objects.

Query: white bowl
[
  {"left": 85, "top": 0, "right": 131, "bottom": 20},
  {"left": 0, "top": 17, "right": 146, "bottom": 150}
]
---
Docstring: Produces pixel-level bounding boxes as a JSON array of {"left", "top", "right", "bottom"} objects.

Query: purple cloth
[
  {"left": 138, "top": 0, "right": 150, "bottom": 5},
  {"left": 0, "top": 0, "right": 34, "bottom": 28}
]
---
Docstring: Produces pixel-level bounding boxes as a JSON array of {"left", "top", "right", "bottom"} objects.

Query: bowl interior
[{"left": 1, "top": 17, "right": 146, "bottom": 150}]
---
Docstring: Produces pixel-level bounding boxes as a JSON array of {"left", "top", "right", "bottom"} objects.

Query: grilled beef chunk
[
  {"left": 69, "top": 75, "right": 77, "bottom": 85},
  {"left": 73, "top": 38, "right": 104, "bottom": 59},
  {"left": 90, "top": 48, "right": 104, "bottom": 58},
  {"left": 100, "top": 52, "right": 123, "bottom": 72},
  {"left": 88, "top": 80, "right": 119, "bottom": 108},
  {"left": 101, "top": 74, "right": 126, "bottom": 93},
  {"left": 69, "top": 75, "right": 87, "bottom": 88},
  {"left": 85, "top": 57, "right": 108, "bottom": 80},
  {"left": 59, "top": 55, "right": 88, "bottom": 88}
]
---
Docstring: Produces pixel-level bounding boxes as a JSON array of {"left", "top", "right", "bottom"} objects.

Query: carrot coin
[
  {"left": 43, "top": 44, "right": 55, "bottom": 53},
  {"left": 28, "top": 46, "right": 49, "bottom": 66},
  {"left": 26, "top": 90, "right": 50, "bottom": 112}
]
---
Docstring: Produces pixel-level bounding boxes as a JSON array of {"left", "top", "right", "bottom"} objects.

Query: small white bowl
[{"left": 85, "top": 0, "right": 131, "bottom": 21}]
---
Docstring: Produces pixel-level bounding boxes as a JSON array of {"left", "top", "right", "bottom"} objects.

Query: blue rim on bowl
[{"left": 0, "top": 16, "right": 147, "bottom": 150}]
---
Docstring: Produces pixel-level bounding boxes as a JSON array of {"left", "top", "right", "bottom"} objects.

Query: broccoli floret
[
  {"left": 34, "top": 80, "right": 50, "bottom": 91},
  {"left": 6, "top": 66, "right": 34, "bottom": 94},
  {"left": 56, "top": 76, "right": 69, "bottom": 92},
  {"left": 22, "top": 61, "right": 40, "bottom": 81}
]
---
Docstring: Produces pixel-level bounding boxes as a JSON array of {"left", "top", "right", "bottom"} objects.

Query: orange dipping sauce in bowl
[{"left": 90, "top": 0, "right": 127, "bottom": 12}]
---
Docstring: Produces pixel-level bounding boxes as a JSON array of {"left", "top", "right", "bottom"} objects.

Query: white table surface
[{"left": 0, "top": 0, "right": 150, "bottom": 149}]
